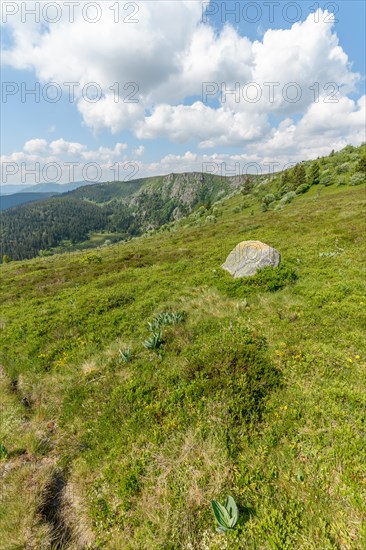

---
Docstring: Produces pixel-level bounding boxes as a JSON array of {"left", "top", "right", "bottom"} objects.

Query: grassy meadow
[{"left": 0, "top": 154, "right": 365, "bottom": 548}]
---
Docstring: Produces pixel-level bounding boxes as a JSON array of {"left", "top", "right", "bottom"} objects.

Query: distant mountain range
[
  {"left": 0, "top": 181, "right": 94, "bottom": 196},
  {"left": 0, "top": 184, "right": 28, "bottom": 195},
  {"left": 0, "top": 192, "right": 57, "bottom": 211}
]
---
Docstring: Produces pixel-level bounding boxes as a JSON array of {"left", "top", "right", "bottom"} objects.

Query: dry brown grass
[{"left": 111, "top": 429, "right": 231, "bottom": 549}]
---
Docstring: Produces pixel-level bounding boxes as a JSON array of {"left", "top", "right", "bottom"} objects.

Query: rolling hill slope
[{"left": 0, "top": 146, "right": 365, "bottom": 548}]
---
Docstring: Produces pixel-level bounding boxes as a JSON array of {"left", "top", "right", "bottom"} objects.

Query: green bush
[
  {"left": 356, "top": 155, "right": 366, "bottom": 173},
  {"left": 80, "top": 253, "right": 102, "bottom": 265},
  {"left": 280, "top": 192, "right": 296, "bottom": 205},
  {"left": 320, "top": 174, "right": 334, "bottom": 186},
  {"left": 251, "top": 264, "right": 298, "bottom": 291},
  {"left": 276, "top": 186, "right": 289, "bottom": 198},
  {"left": 336, "top": 162, "right": 350, "bottom": 174},
  {"left": 349, "top": 172, "right": 365, "bottom": 186},
  {"left": 295, "top": 183, "right": 310, "bottom": 195},
  {"left": 262, "top": 193, "right": 276, "bottom": 206}
]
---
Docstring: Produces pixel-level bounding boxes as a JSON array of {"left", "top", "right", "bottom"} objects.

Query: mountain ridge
[{"left": 0, "top": 180, "right": 94, "bottom": 196}]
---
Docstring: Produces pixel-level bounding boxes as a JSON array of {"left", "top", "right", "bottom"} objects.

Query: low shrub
[
  {"left": 262, "top": 193, "right": 276, "bottom": 206},
  {"left": 336, "top": 162, "right": 350, "bottom": 174},
  {"left": 295, "top": 183, "right": 310, "bottom": 195},
  {"left": 276, "top": 186, "right": 289, "bottom": 199},
  {"left": 79, "top": 253, "right": 102, "bottom": 265},
  {"left": 319, "top": 174, "right": 334, "bottom": 186},
  {"left": 214, "top": 263, "right": 298, "bottom": 297},
  {"left": 349, "top": 172, "right": 365, "bottom": 186},
  {"left": 182, "top": 323, "right": 282, "bottom": 440},
  {"left": 280, "top": 192, "right": 296, "bottom": 205},
  {"left": 251, "top": 264, "right": 298, "bottom": 291}
]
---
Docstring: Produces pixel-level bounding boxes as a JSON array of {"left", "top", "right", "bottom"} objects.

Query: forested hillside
[
  {"left": 1, "top": 172, "right": 247, "bottom": 260},
  {"left": 1, "top": 198, "right": 109, "bottom": 260}
]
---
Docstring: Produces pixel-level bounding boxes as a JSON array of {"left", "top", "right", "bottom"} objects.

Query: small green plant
[
  {"left": 262, "top": 193, "right": 276, "bottom": 206},
  {"left": 119, "top": 347, "right": 133, "bottom": 363},
  {"left": 143, "top": 331, "right": 164, "bottom": 350},
  {"left": 148, "top": 313, "right": 167, "bottom": 331},
  {"left": 0, "top": 443, "right": 8, "bottom": 459},
  {"left": 211, "top": 495, "right": 239, "bottom": 533},
  {"left": 319, "top": 173, "right": 334, "bottom": 186},
  {"left": 336, "top": 162, "right": 350, "bottom": 174},
  {"left": 148, "top": 311, "right": 185, "bottom": 331},
  {"left": 169, "top": 311, "right": 185, "bottom": 324}
]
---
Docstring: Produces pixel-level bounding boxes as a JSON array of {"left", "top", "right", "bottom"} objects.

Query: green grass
[{"left": 0, "top": 166, "right": 365, "bottom": 548}]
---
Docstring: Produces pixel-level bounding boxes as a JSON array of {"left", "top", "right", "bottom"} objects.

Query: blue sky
[{"left": 1, "top": 1, "right": 365, "bottom": 185}]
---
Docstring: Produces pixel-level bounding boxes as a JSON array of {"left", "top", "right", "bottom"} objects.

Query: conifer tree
[
  {"left": 294, "top": 164, "right": 307, "bottom": 187},
  {"left": 356, "top": 156, "right": 366, "bottom": 174},
  {"left": 308, "top": 161, "right": 320, "bottom": 185}
]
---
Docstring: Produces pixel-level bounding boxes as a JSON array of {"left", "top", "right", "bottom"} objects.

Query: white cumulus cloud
[
  {"left": 23, "top": 138, "right": 48, "bottom": 154},
  {"left": 1, "top": 2, "right": 364, "bottom": 159}
]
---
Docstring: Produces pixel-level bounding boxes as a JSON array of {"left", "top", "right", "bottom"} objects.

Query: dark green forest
[{"left": 0, "top": 198, "right": 109, "bottom": 260}]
